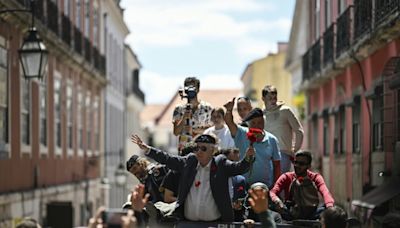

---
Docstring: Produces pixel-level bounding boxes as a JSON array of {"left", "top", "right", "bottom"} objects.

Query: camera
[
  {"left": 178, "top": 85, "right": 197, "bottom": 102},
  {"left": 101, "top": 208, "right": 128, "bottom": 228}
]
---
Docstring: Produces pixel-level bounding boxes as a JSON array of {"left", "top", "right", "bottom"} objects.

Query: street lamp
[
  {"left": 0, "top": 0, "right": 48, "bottom": 80},
  {"left": 115, "top": 163, "right": 127, "bottom": 186}
]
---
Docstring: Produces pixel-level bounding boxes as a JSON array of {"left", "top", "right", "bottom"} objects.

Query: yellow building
[{"left": 241, "top": 43, "right": 293, "bottom": 108}]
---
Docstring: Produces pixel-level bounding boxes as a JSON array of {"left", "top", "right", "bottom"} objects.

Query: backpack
[{"left": 288, "top": 174, "right": 320, "bottom": 219}]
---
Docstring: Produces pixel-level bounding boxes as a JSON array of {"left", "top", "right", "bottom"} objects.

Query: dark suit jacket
[{"left": 146, "top": 148, "right": 251, "bottom": 222}]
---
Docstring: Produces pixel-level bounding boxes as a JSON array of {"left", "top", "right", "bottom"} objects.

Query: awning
[{"left": 352, "top": 177, "right": 400, "bottom": 209}]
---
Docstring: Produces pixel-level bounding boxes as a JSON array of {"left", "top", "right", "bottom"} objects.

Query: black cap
[
  {"left": 242, "top": 108, "right": 264, "bottom": 122},
  {"left": 194, "top": 134, "right": 216, "bottom": 144},
  {"left": 126, "top": 155, "right": 139, "bottom": 171}
]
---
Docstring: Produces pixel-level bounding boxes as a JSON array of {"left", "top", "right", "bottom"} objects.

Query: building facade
[
  {"left": 296, "top": 0, "right": 400, "bottom": 226},
  {"left": 0, "top": 0, "right": 106, "bottom": 227},
  {"left": 100, "top": 0, "right": 130, "bottom": 209},
  {"left": 241, "top": 43, "right": 293, "bottom": 109}
]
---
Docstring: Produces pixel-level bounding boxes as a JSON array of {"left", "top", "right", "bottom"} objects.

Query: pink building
[{"left": 295, "top": 0, "right": 400, "bottom": 226}]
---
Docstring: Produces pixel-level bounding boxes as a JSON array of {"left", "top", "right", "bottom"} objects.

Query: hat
[
  {"left": 194, "top": 134, "right": 216, "bottom": 144},
  {"left": 250, "top": 182, "right": 269, "bottom": 191},
  {"left": 126, "top": 155, "right": 139, "bottom": 171},
  {"left": 242, "top": 108, "right": 264, "bottom": 122}
]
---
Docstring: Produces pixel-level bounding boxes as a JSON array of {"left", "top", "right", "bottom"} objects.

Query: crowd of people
[{"left": 122, "top": 76, "right": 348, "bottom": 227}]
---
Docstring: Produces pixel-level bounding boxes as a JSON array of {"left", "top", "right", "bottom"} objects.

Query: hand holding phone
[{"left": 101, "top": 208, "right": 128, "bottom": 228}]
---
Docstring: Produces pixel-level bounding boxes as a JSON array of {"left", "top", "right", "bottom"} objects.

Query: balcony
[
  {"left": 61, "top": 14, "right": 72, "bottom": 46},
  {"left": 311, "top": 39, "right": 321, "bottom": 75},
  {"left": 354, "top": 0, "right": 372, "bottom": 41},
  {"left": 93, "top": 47, "right": 100, "bottom": 70},
  {"left": 336, "top": 7, "right": 352, "bottom": 57},
  {"left": 323, "top": 23, "right": 335, "bottom": 66},
  {"left": 74, "top": 27, "right": 82, "bottom": 55},
  {"left": 302, "top": 49, "right": 311, "bottom": 82},
  {"left": 375, "top": 0, "right": 400, "bottom": 27},
  {"left": 99, "top": 55, "right": 106, "bottom": 75},
  {"left": 47, "top": 0, "right": 59, "bottom": 35}
]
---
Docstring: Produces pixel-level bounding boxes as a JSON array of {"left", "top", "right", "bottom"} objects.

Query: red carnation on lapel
[
  {"left": 211, "top": 163, "right": 217, "bottom": 172},
  {"left": 237, "top": 186, "right": 244, "bottom": 192},
  {"left": 195, "top": 181, "right": 201, "bottom": 187},
  {"left": 297, "top": 176, "right": 304, "bottom": 183}
]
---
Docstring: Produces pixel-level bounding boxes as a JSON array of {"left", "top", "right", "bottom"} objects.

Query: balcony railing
[
  {"left": 84, "top": 37, "right": 91, "bottom": 64},
  {"left": 61, "top": 14, "right": 71, "bottom": 46},
  {"left": 302, "top": 49, "right": 311, "bottom": 82},
  {"left": 74, "top": 27, "right": 82, "bottom": 55},
  {"left": 323, "top": 23, "right": 335, "bottom": 66},
  {"left": 47, "top": 0, "right": 59, "bottom": 35},
  {"left": 100, "top": 55, "right": 106, "bottom": 75},
  {"left": 35, "top": 0, "right": 45, "bottom": 23},
  {"left": 354, "top": 0, "right": 372, "bottom": 40},
  {"left": 311, "top": 39, "right": 321, "bottom": 75},
  {"left": 336, "top": 7, "right": 352, "bottom": 57},
  {"left": 93, "top": 47, "right": 100, "bottom": 70},
  {"left": 375, "top": 0, "right": 400, "bottom": 26}
]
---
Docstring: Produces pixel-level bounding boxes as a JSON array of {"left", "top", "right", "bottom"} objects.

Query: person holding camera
[{"left": 172, "top": 77, "right": 213, "bottom": 153}]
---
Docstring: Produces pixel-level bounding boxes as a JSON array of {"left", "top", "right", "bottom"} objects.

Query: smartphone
[{"left": 101, "top": 208, "right": 128, "bottom": 228}]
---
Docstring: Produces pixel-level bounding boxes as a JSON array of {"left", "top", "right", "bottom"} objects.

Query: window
[
  {"left": 76, "top": 0, "right": 81, "bottom": 29},
  {"left": 0, "top": 36, "right": 8, "bottom": 148},
  {"left": 86, "top": 91, "right": 92, "bottom": 155},
  {"left": 77, "top": 87, "right": 84, "bottom": 155},
  {"left": 325, "top": 0, "right": 331, "bottom": 28},
  {"left": 85, "top": 0, "right": 90, "bottom": 37},
  {"left": 334, "top": 106, "right": 346, "bottom": 155},
  {"left": 323, "top": 113, "right": 329, "bottom": 156},
  {"left": 315, "top": 0, "right": 321, "bottom": 40},
  {"left": 66, "top": 80, "right": 73, "bottom": 151},
  {"left": 54, "top": 75, "right": 62, "bottom": 152},
  {"left": 93, "top": 96, "right": 99, "bottom": 155},
  {"left": 93, "top": 8, "right": 98, "bottom": 47},
  {"left": 64, "top": 0, "right": 70, "bottom": 16},
  {"left": 372, "top": 88, "right": 384, "bottom": 151},
  {"left": 21, "top": 71, "right": 30, "bottom": 146},
  {"left": 352, "top": 98, "right": 361, "bottom": 153},
  {"left": 40, "top": 76, "right": 48, "bottom": 147},
  {"left": 338, "top": 0, "right": 346, "bottom": 14},
  {"left": 312, "top": 116, "right": 318, "bottom": 152}
]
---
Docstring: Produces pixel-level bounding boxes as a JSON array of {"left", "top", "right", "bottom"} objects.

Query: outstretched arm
[
  {"left": 224, "top": 97, "right": 238, "bottom": 137},
  {"left": 224, "top": 145, "right": 255, "bottom": 176},
  {"left": 131, "top": 134, "right": 186, "bottom": 171}
]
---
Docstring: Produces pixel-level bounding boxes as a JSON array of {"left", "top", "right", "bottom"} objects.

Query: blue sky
[{"left": 120, "top": 0, "right": 295, "bottom": 104}]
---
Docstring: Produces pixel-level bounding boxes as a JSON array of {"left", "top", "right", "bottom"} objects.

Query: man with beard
[
  {"left": 262, "top": 85, "right": 304, "bottom": 173},
  {"left": 126, "top": 155, "right": 168, "bottom": 204},
  {"left": 269, "top": 151, "right": 334, "bottom": 220}
]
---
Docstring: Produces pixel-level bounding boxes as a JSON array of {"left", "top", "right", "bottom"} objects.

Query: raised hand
[
  {"left": 223, "top": 97, "right": 236, "bottom": 112},
  {"left": 248, "top": 188, "right": 269, "bottom": 214},
  {"left": 131, "top": 134, "right": 149, "bottom": 151},
  {"left": 121, "top": 209, "right": 137, "bottom": 228},
  {"left": 130, "top": 184, "right": 150, "bottom": 212},
  {"left": 246, "top": 145, "right": 255, "bottom": 158}
]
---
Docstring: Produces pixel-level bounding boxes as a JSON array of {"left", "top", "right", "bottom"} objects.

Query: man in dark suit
[{"left": 131, "top": 133, "right": 255, "bottom": 222}]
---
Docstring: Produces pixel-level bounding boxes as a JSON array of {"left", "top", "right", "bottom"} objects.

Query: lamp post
[{"left": 0, "top": 0, "right": 48, "bottom": 80}]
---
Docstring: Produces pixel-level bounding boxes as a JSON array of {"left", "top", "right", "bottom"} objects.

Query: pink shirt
[{"left": 269, "top": 170, "right": 334, "bottom": 207}]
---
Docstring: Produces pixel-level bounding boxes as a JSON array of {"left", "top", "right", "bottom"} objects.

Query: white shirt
[
  {"left": 184, "top": 160, "right": 221, "bottom": 221},
  {"left": 203, "top": 125, "right": 235, "bottom": 149}
]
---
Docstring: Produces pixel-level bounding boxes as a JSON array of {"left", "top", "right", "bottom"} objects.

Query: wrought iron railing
[
  {"left": 311, "top": 39, "right": 321, "bottom": 75},
  {"left": 375, "top": 0, "right": 400, "bottom": 26},
  {"left": 336, "top": 6, "right": 352, "bottom": 57},
  {"left": 99, "top": 55, "right": 106, "bottom": 75},
  {"left": 323, "top": 23, "right": 335, "bottom": 66},
  {"left": 61, "top": 14, "right": 71, "bottom": 46},
  {"left": 35, "top": 0, "right": 45, "bottom": 23},
  {"left": 93, "top": 47, "right": 100, "bottom": 70},
  {"left": 84, "top": 37, "right": 91, "bottom": 63},
  {"left": 302, "top": 49, "right": 311, "bottom": 82},
  {"left": 74, "top": 27, "right": 82, "bottom": 55},
  {"left": 47, "top": 0, "right": 59, "bottom": 35},
  {"left": 354, "top": 0, "right": 372, "bottom": 40}
]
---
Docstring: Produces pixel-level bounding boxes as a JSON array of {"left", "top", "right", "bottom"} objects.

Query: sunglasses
[
  {"left": 194, "top": 145, "right": 209, "bottom": 152},
  {"left": 293, "top": 160, "right": 309, "bottom": 166}
]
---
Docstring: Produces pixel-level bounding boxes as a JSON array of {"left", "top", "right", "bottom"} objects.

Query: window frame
[{"left": 0, "top": 35, "right": 10, "bottom": 159}]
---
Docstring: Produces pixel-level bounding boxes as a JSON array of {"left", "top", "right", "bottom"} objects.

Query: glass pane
[
  {"left": 0, "top": 68, "right": 7, "bottom": 106},
  {"left": 0, "top": 48, "right": 7, "bottom": 68}
]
